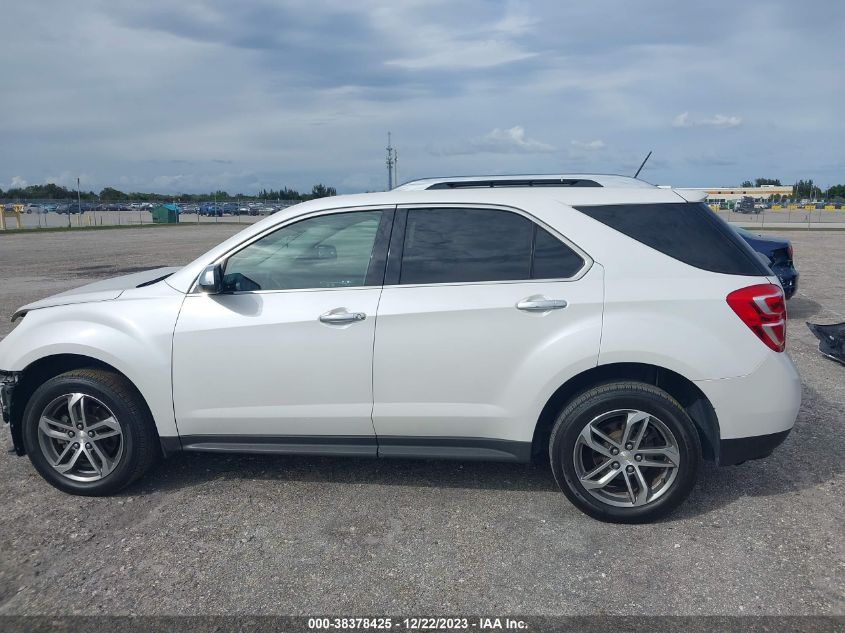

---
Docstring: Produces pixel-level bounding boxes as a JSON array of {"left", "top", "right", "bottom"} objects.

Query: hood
[{"left": 12, "top": 267, "right": 181, "bottom": 321}]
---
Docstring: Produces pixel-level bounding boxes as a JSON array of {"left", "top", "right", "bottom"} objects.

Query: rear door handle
[
  {"left": 516, "top": 297, "right": 568, "bottom": 312},
  {"left": 319, "top": 308, "right": 367, "bottom": 324}
]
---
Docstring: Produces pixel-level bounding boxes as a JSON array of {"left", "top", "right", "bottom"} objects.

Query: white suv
[{"left": 0, "top": 175, "right": 801, "bottom": 522}]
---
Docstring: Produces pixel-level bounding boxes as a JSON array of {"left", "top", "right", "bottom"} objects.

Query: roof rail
[
  {"left": 426, "top": 178, "right": 601, "bottom": 190},
  {"left": 394, "top": 174, "right": 654, "bottom": 191}
]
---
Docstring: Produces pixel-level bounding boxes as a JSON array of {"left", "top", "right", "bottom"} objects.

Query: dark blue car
[{"left": 735, "top": 227, "right": 798, "bottom": 299}]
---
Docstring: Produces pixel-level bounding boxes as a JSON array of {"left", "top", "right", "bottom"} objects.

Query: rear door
[{"left": 371, "top": 205, "right": 604, "bottom": 460}]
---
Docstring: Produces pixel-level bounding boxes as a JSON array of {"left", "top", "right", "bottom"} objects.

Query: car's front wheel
[
  {"left": 22, "top": 369, "right": 159, "bottom": 495},
  {"left": 549, "top": 381, "right": 701, "bottom": 523}
]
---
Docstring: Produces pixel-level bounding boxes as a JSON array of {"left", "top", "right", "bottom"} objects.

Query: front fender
[{"left": 0, "top": 293, "right": 184, "bottom": 437}]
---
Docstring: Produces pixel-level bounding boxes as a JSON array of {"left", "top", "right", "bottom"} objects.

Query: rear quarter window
[{"left": 574, "top": 202, "right": 770, "bottom": 276}]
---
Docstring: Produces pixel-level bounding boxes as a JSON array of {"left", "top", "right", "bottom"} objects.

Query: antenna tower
[{"left": 386, "top": 132, "right": 397, "bottom": 190}]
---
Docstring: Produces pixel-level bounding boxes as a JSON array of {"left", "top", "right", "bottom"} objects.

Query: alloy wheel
[
  {"left": 573, "top": 409, "right": 680, "bottom": 508},
  {"left": 37, "top": 393, "right": 124, "bottom": 482}
]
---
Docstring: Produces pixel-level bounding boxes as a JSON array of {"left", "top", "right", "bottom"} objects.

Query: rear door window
[{"left": 398, "top": 207, "right": 585, "bottom": 284}]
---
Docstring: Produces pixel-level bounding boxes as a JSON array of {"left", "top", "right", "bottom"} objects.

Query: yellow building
[{"left": 684, "top": 185, "right": 793, "bottom": 205}]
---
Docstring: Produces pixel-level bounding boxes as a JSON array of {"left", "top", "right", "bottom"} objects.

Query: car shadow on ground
[
  {"left": 128, "top": 450, "right": 560, "bottom": 495},
  {"left": 121, "top": 380, "right": 843, "bottom": 523},
  {"left": 787, "top": 295, "right": 824, "bottom": 320}
]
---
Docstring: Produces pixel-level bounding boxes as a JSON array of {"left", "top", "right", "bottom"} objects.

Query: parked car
[
  {"left": 0, "top": 174, "right": 800, "bottom": 523},
  {"left": 735, "top": 227, "right": 798, "bottom": 299},
  {"left": 734, "top": 196, "right": 759, "bottom": 214}
]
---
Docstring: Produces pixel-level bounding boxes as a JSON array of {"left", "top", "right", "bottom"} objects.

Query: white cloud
[
  {"left": 45, "top": 172, "right": 91, "bottom": 189},
  {"left": 433, "top": 126, "right": 555, "bottom": 155},
  {"left": 706, "top": 114, "right": 743, "bottom": 128},
  {"left": 673, "top": 112, "right": 742, "bottom": 128},
  {"left": 672, "top": 112, "right": 692, "bottom": 128},
  {"left": 8, "top": 176, "right": 28, "bottom": 189},
  {"left": 491, "top": 12, "right": 537, "bottom": 36},
  {"left": 386, "top": 40, "right": 536, "bottom": 70},
  {"left": 378, "top": 3, "right": 537, "bottom": 70},
  {"left": 571, "top": 139, "right": 605, "bottom": 150}
]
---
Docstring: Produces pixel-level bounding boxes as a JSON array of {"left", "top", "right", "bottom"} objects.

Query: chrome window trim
[
  {"left": 188, "top": 202, "right": 594, "bottom": 294},
  {"left": 187, "top": 285, "right": 384, "bottom": 297}
]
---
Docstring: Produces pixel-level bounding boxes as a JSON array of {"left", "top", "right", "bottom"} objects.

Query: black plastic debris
[{"left": 806, "top": 321, "right": 845, "bottom": 365}]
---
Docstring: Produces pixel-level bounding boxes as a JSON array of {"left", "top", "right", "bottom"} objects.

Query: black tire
[
  {"left": 22, "top": 369, "right": 159, "bottom": 496},
  {"left": 549, "top": 381, "right": 701, "bottom": 523}
]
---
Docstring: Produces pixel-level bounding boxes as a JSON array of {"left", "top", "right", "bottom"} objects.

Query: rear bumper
[
  {"left": 719, "top": 429, "right": 791, "bottom": 466},
  {"left": 695, "top": 350, "right": 801, "bottom": 464},
  {"left": 772, "top": 265, "right": 798, "bottom": 299}
]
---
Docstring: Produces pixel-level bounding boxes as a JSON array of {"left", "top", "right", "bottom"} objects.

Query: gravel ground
[{"left": 0, "top": 225, "right": 842, "bottom": 615}]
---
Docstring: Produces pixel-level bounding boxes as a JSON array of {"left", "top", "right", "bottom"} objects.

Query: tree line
[
  {"left": 740, "top": 178, "right": 783, "bottom": 187},
  {"left": 0, "top": 183, "right": 338, "bottom": 202},
  {"left": 3, "top": 178, "right": 844, "bottom": 202}
]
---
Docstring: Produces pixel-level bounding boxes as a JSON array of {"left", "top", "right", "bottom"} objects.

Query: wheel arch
[
  {"left": 9, "top": 353, "right": 163, "bottom": 457},
  {"left": 532, "top": 362, "right": 720, "bottom": 462}
]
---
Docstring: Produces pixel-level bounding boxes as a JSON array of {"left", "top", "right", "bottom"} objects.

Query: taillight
[
  {"left": 787, "top": 244, "right": 794, "bottom": 261},
  {"left": 726, "top": 283, "right": 786, "bottom": 352}
]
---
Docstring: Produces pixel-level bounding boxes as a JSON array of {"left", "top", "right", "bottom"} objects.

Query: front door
[{"left": 172, "top": 208, "right": 391, "bottom": 454}]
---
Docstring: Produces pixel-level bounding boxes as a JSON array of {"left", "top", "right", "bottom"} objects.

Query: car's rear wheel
[
  {"left": 549, "top": 381, "right": 701, "bottom": 523},
  {"left": 22, "top": 369, "right": 159, "bottom": 495}
]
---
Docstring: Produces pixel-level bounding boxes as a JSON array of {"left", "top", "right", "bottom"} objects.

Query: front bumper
[
  {"left": 0, "top": 371, "right": 23, "bottom": 455},
  {"left": 0, "top": 372, "right": 17, "bottom": 425}
]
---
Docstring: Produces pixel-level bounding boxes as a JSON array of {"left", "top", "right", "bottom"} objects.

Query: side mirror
[
  {"left": 317, "top": 244, "right": 337, "bottom": 260},
  {"left": 197, "top": 264, "right": 223, "bottom": 294},
  {"left": 297, "top": 244, "right": 337, "bottom": 262}
]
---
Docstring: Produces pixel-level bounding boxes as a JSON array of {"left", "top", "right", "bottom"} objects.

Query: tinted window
[
  {"left": 223, "top": 210, "right": 383, "bottom": 291},
  {"left": 532, "top": 226, "right": 585, "bottom": 279},
  {"left": 400, "top": 208, "right": 533, "bottom": 284},
  {"left": 575, "top": 202, "right": 770, "bottom": 276}
]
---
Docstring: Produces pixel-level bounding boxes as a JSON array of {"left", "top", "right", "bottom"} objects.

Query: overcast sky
[{"left": 2, "top": 0, "right": 843, "bottom": 194}]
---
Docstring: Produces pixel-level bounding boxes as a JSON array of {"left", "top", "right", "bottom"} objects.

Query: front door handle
[
  {"left": 516, "top": 296, "right": 568, "bottom": 312},
  {"left": 319, "top": 308, "right": 367, "bottom": 324}
]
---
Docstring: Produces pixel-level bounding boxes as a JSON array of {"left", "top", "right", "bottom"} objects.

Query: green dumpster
[{"left": 151, "top": 204, "right": 179, "bottom": 224}]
